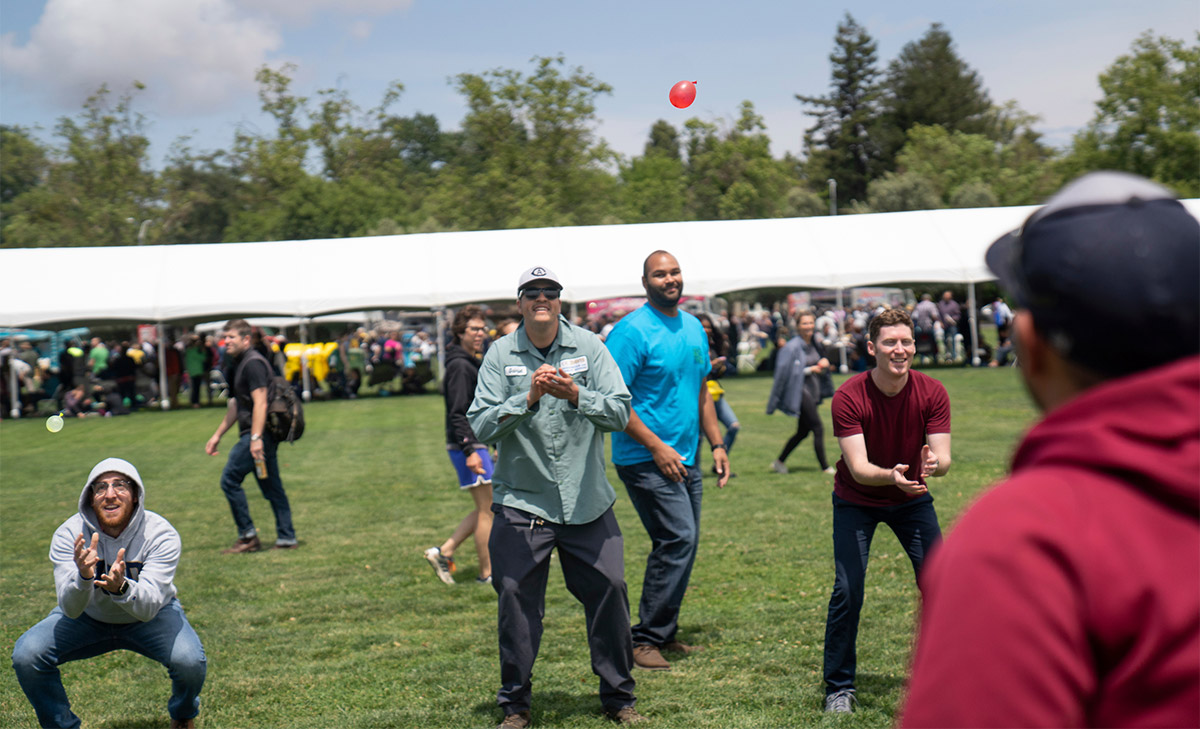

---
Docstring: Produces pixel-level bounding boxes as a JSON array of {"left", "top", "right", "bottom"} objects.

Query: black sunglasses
[{"left": 520, "top": 287, "right": 561, "bottom": 301}]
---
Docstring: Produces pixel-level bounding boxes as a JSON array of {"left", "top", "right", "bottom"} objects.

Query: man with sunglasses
[
  {"left": 12, "top": 458, "right": 206, "bottom": 729},
  {"left": 901, "top": 172, "right": 1199, "bottom": 728},
  {"left": 605, "top": 250, "right": 732, "bottom": 672},
  {"left": 469, "top": 267, "right": 643, "bottom": 727}
]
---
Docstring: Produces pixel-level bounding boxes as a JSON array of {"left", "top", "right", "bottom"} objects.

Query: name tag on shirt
[
  {"left": 505, "top": 365, "right": 527, "bottom": 376},
  {"left": 560, "top": 356, "right": 589, "bottom": 375}
]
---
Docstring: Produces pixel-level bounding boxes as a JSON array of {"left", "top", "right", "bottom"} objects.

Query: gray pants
[{"left": 489, "top": 503, "right": 636, "bottom": 715}]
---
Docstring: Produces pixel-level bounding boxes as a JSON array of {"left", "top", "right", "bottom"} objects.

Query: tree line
[{"left": 1, "top": 17, "right": 1196, "bottom": 248}]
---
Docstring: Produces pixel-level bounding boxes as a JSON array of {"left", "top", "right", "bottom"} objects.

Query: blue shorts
[{"left": 447, "top": 445, "right": 494, "bottom": 489}]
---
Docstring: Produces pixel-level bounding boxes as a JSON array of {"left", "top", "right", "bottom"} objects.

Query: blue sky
[{"left": 1, "top": 0, "right": 1196, "bottom": 167}]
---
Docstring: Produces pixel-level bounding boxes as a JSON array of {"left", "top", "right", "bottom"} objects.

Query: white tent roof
[{"left": 3, "top": 201, "right": 1196, "bottom": 329}]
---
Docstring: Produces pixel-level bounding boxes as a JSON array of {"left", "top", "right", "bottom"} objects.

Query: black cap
[{"left": 986, "top": 171, "right": 1199, "bottom": 377}]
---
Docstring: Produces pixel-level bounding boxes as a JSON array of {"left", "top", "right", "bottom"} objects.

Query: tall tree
[
  {"left": 430, "top": 56, "right": 618, "bottom": 231},
  {"left": 877, "top": 23, "right": 993, "bottom": 168},
  {"left": 644, "top": 120, "right": 682, "bottom": 160},
  {"left": 683, "top": 102, "right": 801, "bottom": 220},
  {"left": 2, "top": 84, "right": 158, "bottom": 247},
  {"left": 796, "top": 13, "right": 882, "bottom": 204},
  {"left": 1063, "top": 32, "right": 1200, "bottom": 196}
]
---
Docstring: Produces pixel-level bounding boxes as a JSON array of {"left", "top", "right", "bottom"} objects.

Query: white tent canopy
[{"left": 3, "top": 199, "right": 1196, "bottom": 329}]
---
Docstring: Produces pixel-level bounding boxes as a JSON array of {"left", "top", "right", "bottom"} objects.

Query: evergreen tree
[
  {"left": 796, "top": 13, "right": 882, "bottom": 204},
  {"left": 877, "top": 23, "right": 992, "bottom": 168}
]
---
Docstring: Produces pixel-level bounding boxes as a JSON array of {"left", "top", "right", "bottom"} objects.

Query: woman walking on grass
[
  {"left": 423, "top": 306, "right": 494, "bottom": 585},
  {"left": 767, "top": 310, "right": 835, "bottom": 475}
]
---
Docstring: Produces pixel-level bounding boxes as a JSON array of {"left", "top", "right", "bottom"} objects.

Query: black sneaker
[{"left": 824, "top": 688, "right": 857, "bottom": 713}]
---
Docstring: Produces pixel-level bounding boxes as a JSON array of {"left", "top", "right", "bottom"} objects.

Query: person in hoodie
[
  {"left": 12, "top": 458, "right": 206, "bottom": 729},
  {"left": 423, "top": 305, "right": 495, "bottom": 586},
  {"left": 900, "top": 171, "right": 1200, "bottom": 728}
]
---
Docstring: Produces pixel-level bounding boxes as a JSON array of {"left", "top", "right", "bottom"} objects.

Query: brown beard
[{"left": 95, "top": 498, "right": 135, "bottom": 535}]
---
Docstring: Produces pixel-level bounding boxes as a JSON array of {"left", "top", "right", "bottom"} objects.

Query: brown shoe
[
  {"left": 221, "top": 535, "right": 261, "bottom": 554},
  {"left": 605, "top": 706, "right": 648, "bottom": 724},
  {"left": 663, "top": 640, "right": 703, "bottom": 654},
  {"left": 632, "top": 644, "right": 670, "bottom": 671},
  {"left": 169, "top": 718, "right": 195, "bottom": 729},
  {"left": 497, "top": 710, "right": 531, "bottom": 729}
]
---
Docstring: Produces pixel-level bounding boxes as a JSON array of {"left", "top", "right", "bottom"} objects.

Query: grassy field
[{"left": 0, "top": 367, "right": 1036, "bottom": 728}]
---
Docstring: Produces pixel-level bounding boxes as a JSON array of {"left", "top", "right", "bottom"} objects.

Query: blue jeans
[
  {"left": 823, "top": 492, "right": 941, "bottom": 694},
  {"left": 942, "top": 324, "right": 959, "bottom": 359},
  {"left": 713, "top": 396, "right": 739, "bottom": 452},
  {"left": 221, "top": 432, "right": 295, "bottom": 543},
  {"left": 12, "top": 599, "right": 206, "bottom": 728},
  {"left": 617, "top": 461, "right": 703, "bottom": 647},
  {"left": 489, "top": 504, "right": 635, "bottom": 715}
]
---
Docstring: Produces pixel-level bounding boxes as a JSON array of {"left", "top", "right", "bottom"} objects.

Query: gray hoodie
[{"left": 51, "top": 458, "right": 180, "bottom": 624}]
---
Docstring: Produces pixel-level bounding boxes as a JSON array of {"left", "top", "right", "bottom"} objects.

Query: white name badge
[
  {"left": 505, "top": 365, "right": 527, "bottom": 376},
  {"left": 560, "top": 356, "right": 589, "bottom": 375}
]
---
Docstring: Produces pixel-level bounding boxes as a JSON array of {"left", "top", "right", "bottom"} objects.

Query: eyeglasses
[
  {"left": 465, "top": 326, "right": 488, "bottom": 333},
  {"left": 520, "top": 287, "right": 561, "bottom": 301},
  {"left": 92, "top": 480, "right": 133, "bottom": 497}
]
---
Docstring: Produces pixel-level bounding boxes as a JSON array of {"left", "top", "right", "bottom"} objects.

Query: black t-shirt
[{"left": 232, "top": 352, "right": 271, "bottom": 436}]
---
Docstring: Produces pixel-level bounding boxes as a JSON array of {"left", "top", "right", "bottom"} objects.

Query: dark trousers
[
  {"left": 489, "top": 503, "right": 635, "bottom": 715},
  {"left": 823, "top": 492, "right": 941, "bottom": 694},
  {"left": 778, "top": 395, "right": 829, "bottom": 470},
  {"left": 617, "top": 461, "right": 703, "bottom": 648},
  {"left": 220, "top": 432, "right": 295, "bottom": 543}
]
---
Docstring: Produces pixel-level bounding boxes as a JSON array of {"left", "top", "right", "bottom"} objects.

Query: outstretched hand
[
  {"left": 919, "top": 445, "right": 940, "bottom": 479},
  {"left": 73, "top": 533, "right": 100, "bottom": 579},
  {"left": 890, "top": 463, "right": 927, "bottom": 495},
  {"left": 95, "top": 547, "right": 127, "bottom": 595}
]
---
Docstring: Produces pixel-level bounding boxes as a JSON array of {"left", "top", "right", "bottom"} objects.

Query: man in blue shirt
[{"left": 606, "top": 250, "right": 732, "bottom": 672}]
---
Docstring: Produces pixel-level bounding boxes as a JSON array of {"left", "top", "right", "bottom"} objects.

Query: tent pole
[
  {"left": 300, "top": 321, "right": 311, "bottom": 402},
  {"left": 967, "top": 282, "right": 980, "bottom": 367},
  {"left": 434, "top": 307, "right": 446, "bottom": 384},
  {"left": 8, "top": 358, "right": 19, "bottom": 418},
  {"left": 157, "top": 324, "right": 170, "bottom": 410},
  {"left": 836, "top": 288, "right": 848, "bottom": 373}
]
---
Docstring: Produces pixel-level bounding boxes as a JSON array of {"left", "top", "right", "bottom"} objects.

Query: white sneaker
[
  {"left": 823, "top": 466, "right": 837, "bottom": 475},
  {"left": 824, "top": 688, "right": 857, "bottom": 713},
  {"left": 423, "top": 547, "right": 456, "bottom": 585},
  {"left": 770, "top": 459, "right": 788, "bottom": 474}
]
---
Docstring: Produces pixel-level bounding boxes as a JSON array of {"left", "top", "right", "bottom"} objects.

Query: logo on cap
[{"left": 532, "top": 267, "right": 546, "bottom": 276}]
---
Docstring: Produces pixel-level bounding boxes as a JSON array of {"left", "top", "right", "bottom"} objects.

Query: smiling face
[
  {"left": 90, "top": 471, "right": 136, "bottom": 537},
  {"left": 642, "top": 252, "right": 683, "bottom": 311},
  {"left": 518, "top": 281, "right": 562, "bottom": 327},
  {"left": 868, "top": 323, "right": 916, "bottom": 379},
  {"left": 797, "top": 313, "right": 816, "bottom": 341},
  {"left": 460, "top": 318, "right": 488, "bottom": 357}
]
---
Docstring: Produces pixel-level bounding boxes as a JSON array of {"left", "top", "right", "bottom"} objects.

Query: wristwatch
[
  {"left": 711, "top": 443, "right": 726, "bottom": 452},
  {"left": 117, "top": 580, "right": 129, "bottom": 596},
  {"left": 250, "top": 433, "right": 261, "bottom": 441}
]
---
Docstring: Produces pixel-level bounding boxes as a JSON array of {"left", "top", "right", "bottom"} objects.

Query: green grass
[{"left": 0, "top": 367, "right": 1037, "bottom": 728}]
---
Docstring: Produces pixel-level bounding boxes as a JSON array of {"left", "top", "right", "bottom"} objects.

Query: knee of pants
[
  {"left": 169, "top": 648, "right": 207, "bottom": 686},
  {"left": 12, "top": 630, "right": 52, "bottom": 673}
]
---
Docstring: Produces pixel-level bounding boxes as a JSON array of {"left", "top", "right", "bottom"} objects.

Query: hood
[
  {"left": 444, "top": 341, "right": 480, "bottom": 367},
  {"left": 78, "top": 457, "right": 147, "bottom": 537},
  {"left": 1011, "top": 355, "right": 1199, "bottom": 516}
]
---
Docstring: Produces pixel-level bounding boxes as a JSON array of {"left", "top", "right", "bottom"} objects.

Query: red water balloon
[{"left": 669, "top": 80, "right": 697, "bottom": 109}]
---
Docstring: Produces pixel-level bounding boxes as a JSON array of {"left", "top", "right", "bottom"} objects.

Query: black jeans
[
  {"left": 823, "top": 492, "right": 941, "bottom": 694},
  {"left": 489, "top": 503, "right": 635, "bottom": 715},
  {"left": 778, "top": 395, "right": 829, "bottom": 470}
]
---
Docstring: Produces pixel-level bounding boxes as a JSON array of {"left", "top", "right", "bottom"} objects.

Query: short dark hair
[
  {"left": 452, "top": 305, "right": 485, "bottom": 344},
  {"left": 224, "top": 319, "right": 251, "bottom": 338},
  {"left": 869, "top": 309, "right": 913, "bottom": 343},
  {"left": 642, "top": 250, "right": 675, "bottom": 278}
]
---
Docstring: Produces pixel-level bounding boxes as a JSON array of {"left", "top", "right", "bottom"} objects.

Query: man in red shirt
[
  {"left": 823, "top": 307, "right": 952, "bottom": 713},
  {"left": 900, "top": 172, "right": 1199, "bottom": 728}
]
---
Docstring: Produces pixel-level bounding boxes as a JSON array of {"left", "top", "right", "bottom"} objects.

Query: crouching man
[{"left": 12, "top": 458, "right": 206, "bottom": 729}]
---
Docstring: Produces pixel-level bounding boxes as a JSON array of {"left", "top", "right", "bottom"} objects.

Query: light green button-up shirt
[{"left": 468, "top": 316, "right": 631, "bottom": 525}]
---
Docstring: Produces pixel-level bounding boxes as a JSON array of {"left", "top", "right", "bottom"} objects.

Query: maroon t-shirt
[{"left": 832, "top": 370, "right": 951, "bottom": 507}]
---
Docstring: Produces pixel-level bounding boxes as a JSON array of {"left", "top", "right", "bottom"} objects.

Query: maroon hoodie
[{"left": 901, "top": 356, "right": 1199, "bottom": 728}]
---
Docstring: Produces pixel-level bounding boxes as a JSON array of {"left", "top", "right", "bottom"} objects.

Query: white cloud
[
  {"left": 1, "top": 0, "right": 283, "bottom": 116},
  {"left": 349, "top": 20, "right": 373, "bottom": 41}
]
